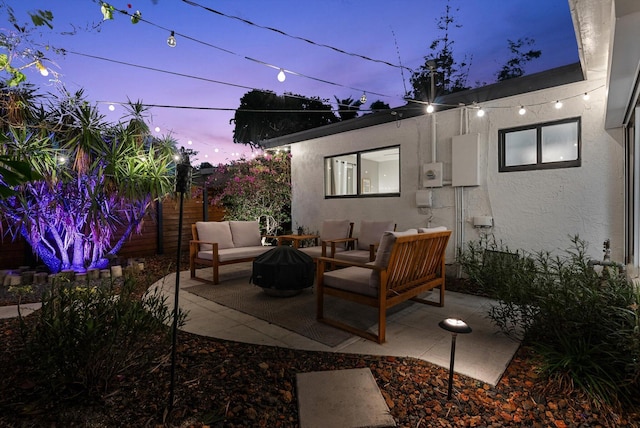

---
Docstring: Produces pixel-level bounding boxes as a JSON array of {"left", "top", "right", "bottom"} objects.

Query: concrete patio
[{"left": 152, "top": 264, "right": 520, "bottom": 387}]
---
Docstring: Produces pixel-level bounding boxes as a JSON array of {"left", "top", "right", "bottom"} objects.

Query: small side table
[{"left": 276, "top": 234, "right": 319, "bottom": 249}]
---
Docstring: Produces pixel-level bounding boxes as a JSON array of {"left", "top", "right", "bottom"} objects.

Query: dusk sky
[{"left": 8, "top": 1, "right": 579, "bottom": 166}]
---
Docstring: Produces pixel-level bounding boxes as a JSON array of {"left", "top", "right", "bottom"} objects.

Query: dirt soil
[{"left": 0, "top": 254, "right": 638, "bottom": 427}]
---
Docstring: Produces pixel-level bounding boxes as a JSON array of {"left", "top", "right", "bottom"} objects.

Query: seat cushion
[
  {"left": 418, "top": 226, "right": 448, "bottom": 234},
  {"left": 230, "top": 221, "right": 262, "bottom": 247},
  {"left": 334, "top": 250, "right": 372, "bottom": 264},
  {"left": 370, "top": 229, "right": 418, "bottom": 288},
  {"left": 323, "top": 266, "right": 377, "bottom": 297},
  {"left": 320, "top": 220, "right": 351, "bottom": 248},
  {"left": 357, "top": 220, "right": 395, "bottom": 250},
  {"left": 198, "top": 246, "right": 270, "bottom": 262},
  {"left": 300, "top": 246, "right": 346, "bottom": 259},
  {"left": 196, "top": 221, "right": 234, "bottom": 251}
]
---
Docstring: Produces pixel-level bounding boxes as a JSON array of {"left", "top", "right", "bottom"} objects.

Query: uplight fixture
[
  {"left": 167, "top": 31, "right": 177, "bottom": 48},
  {"left": 426, "top": 103, "right": 435, "bottom": 114},
  {"left": 518, "top": 106, "right": 526, "bottom": 115},
  {"left": 277, "top": 68, "right": 286, "bottom": 82}
]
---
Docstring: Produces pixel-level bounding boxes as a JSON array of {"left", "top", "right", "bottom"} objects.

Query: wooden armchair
[
  {"left": 316, "top": 229, "right": 451, "bottom": 343},
  {"left": 298, "top": 220, "right": 354, "bottom": 259},
  {"left": 329, "top": 220, "right": 396, "bottom": 264}
]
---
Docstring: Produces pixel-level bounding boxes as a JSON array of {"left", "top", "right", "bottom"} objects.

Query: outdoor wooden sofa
[
  {"left": 316, "top": 229, "right": 451, "bottom": 343},
  {"left": 190, "top": 220, "right": 271, "bottom": 285}
]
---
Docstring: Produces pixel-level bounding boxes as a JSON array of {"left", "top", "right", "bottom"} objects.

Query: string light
[
  {"left": 108, "top": 104, "right": 115, "bottom": 111},
  {"left": 554, "top": 100, "right": 563, "bottom": 109},
  {"left": 518, "top": 106, "right": 526, "bottom": 115},
  {"left": 426, "top": 103, "right": 435, "bottom": 114},
  {"left": 180, "top": 0, "right": 413, "bottom": 74},
  {"left": 167, "top": 31, "right": 177, "bottom": 47},
  {"left": 88, "top": 5, "right": 389, "bottom": 100},
  {"left": 35, "top": 61, "right": 49, "bottom": 77},
  {"left": 360, "top": 92, "right": 367, "bottom": 104},
  {"left": 277, "top": 68, "right": 286, "bottom": 82},
  {"left": 476, "top": 107, "right": 485, "bottom": 117},
  {"left": 583, "top": 92, "right": 590, "bottom": 100}
]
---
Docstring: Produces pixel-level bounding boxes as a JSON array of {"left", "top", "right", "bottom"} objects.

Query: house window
[
  {"left": 499, "top": 117, "right": 581, "bottom": 172},
  {"left": 324, "top": 146, "right": 400, "bottom": 197}
]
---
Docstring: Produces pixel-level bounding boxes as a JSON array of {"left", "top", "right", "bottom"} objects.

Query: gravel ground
[{"left": 0, "top": 254, "right": 638, "bottom": 427}]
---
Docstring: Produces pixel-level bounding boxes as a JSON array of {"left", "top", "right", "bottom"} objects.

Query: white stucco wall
[{"left": 290, "top": 77, "right": 624, "bottom": 263}]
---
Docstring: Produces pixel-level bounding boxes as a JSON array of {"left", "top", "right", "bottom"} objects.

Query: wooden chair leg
[{"left": 377, "top": 304, "right": 386, "bottom": 344}]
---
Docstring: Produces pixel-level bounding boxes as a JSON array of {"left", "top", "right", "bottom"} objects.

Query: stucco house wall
[{"left": 290, "top": 76, "right": 624, "bottom": 263}]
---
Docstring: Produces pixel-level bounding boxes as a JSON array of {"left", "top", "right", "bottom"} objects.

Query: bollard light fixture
[{"left": 439, "top": 318, "right": 472, "bottom": 400}]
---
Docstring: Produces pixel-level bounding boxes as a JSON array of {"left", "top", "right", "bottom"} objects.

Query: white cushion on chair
[
  {"left": 230, "top": 221, "right": 262, "bottom": 247},
  {"left": 418, "top": 226, "right": 448, "bottom": 234},
  {"left": 323, "top": 266, "right": 377, "bottom": 297},
  {"left": 370, "top": 229, "right": 418, "bottom": 288},
  {"left": 196, "top": 221, "right": 234, "bottom": 251},
  {"left": 321, "top": 219, "right": 351, "bottom": 242},
  {"left": 357, "top": 220, "right": 395, "bottom": 250}
]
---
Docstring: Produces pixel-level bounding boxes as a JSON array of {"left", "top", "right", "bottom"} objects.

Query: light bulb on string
[
  {"left": 583, "top": 92, "right": 590, "bottom": 101},
  {"left": 277, "top": 68, "right": 286, "bottom": 82},
  {"left": 518, "top": 106, "right": 526, "bottom": 115},
  {"left": 36, "top": 61, "right": 48, "bottom": 76},
  {"left": 360, "top": 92, "right": 367, "bottom": 104},
  {"left": 426, "top": 103, "right": 435, "bottom": 114},
  {"left": 108, "top": 104, "right": 115, "bottom": 111},
  {"left": 167, "top": 31, "right": 177, "bottom": 48},
  {"left": 554, "top": 100, "right": 563, "bottom": 109},
  {"left": 476, "top": 107, "right": 485, "bottom": 117}
]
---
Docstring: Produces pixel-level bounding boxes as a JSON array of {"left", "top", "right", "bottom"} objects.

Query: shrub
[
  {"left": 19, "top": 274, "right": 186, "bottom": 398},
  {"left": 458, "top": 235, "right": 640, "bottom": 406}
]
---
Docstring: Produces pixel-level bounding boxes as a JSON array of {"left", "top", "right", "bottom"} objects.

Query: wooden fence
[{"left": 0, "top": 195, "right": 224, "bottom": 270}]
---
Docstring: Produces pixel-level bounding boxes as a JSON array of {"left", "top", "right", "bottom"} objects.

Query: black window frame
[
  {"left": 498, "top": 116, "right": 582, "bottom": 172},
  {"left": 324, "top": 145, "right": 401, "bottom": 199}
]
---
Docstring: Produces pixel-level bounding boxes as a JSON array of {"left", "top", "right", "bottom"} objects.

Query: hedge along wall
[{"left": 0, "top": 195, "right": 225, "bottom": 270}]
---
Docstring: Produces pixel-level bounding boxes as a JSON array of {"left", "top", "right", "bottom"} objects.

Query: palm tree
[{"left": 0, "top": 88, "right": 178, "bottom": 272}]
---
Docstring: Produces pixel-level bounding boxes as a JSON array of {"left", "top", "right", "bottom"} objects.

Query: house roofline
[{"left": 262, "top": 62, "right": 584, "bottom": 149}]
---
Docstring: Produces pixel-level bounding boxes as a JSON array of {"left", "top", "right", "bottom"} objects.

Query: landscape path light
[{"left": 438, "top": 318, "right": 472, "bottom": 400}]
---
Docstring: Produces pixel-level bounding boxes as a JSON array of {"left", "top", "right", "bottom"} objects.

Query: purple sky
[{"left": 10, "top": 0, "right": 578, "bottom": 166}]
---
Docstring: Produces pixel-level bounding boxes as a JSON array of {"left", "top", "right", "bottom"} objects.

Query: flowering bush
[{"left": 203, "top": 152, "right": 291, "bottom": 236}]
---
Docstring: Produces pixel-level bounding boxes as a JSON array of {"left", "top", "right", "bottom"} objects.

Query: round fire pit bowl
[{"left": 250, "top": 246, "right": 315, "bottom": 297}]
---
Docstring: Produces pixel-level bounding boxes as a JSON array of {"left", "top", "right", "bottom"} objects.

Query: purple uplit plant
[{"left": 0, "top": 90, "right": 178, "bottom": 273}]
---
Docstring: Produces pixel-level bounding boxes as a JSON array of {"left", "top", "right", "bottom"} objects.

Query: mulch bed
[{"left": 0, "top": 254, "right": 638, "bottom": 427}]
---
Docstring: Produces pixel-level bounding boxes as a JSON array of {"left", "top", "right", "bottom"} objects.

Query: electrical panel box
[
  {"left": 421, "top": 162, "right": 443, "bottom": 187},
  {"left": 415, "top": 189, "right": 432, "bottom": 208},
  {"left": 452, "top": 133, "right": 480, "bottom": 187}
]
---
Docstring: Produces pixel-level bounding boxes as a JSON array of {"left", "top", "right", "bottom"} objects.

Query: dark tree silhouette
[
  {"left": 370, "top": 100, "right": 391, "bottom": 112},
  {"left": 231, "top": 90, "right": 338, "bottom": 148},
  {"left": 496, "top": 37, "right": 542, "bottom": 81},
  {"left": 410, "top": 0, "right": 471, "bottom": 100},
  {"left": 334, "top": 96, "right": 362, "bottom": 120}
]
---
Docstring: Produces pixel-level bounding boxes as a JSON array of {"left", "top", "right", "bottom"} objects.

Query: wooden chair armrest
[
  {"left": 189, "top": 240, "right": 219, "bottom": 254},
  {"left": 368, "top": 243, "right": 379, "bottom": 261},
  {"left": 322, "top": 237, "right": 357, "bottom": 256},
  {"left": 316, "top": 256, "right": 381, "bottom": 270}
]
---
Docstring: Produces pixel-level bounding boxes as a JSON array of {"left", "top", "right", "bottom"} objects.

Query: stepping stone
[{"left": 296, "top": 368, "right": 396, "bottom": 428}]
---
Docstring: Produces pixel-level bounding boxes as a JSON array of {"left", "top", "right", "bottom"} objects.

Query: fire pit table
[{"left": 250, "top": 246, "right": 315, "bottom": 297}]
